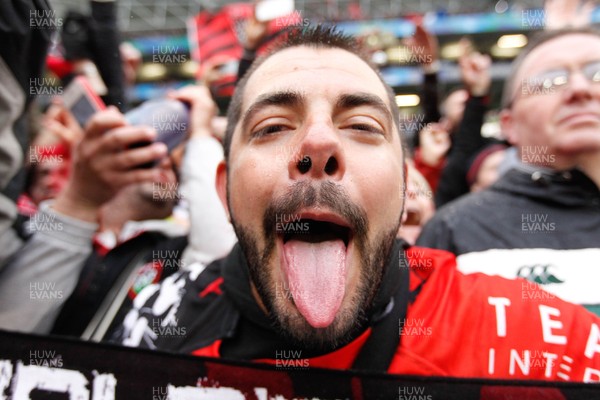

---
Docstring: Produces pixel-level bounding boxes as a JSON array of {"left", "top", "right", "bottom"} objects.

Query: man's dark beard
[{"left": 231, "top": 181, "right": 399, "bottom": 349}]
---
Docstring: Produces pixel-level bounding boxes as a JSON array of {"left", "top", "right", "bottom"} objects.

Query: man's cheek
[
  {"left": 230, "top": 166, "right": 269, "bottom": 224},
  {"left": 382, "top": 190, "right": 404, "bottom": 226},
  {"left": 365, "top": 171, "right": 403, "bottom": 216},
  {"left": 230, "top": 182, "right": 256, "bottom": 224}
]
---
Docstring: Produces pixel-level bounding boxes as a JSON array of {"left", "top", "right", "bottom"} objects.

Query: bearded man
[{"left": 113, "top": 26, "right": 600, "bottom": 382}]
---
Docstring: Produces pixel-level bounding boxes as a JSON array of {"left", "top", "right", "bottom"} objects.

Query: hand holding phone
[
  {"left": 42, "top": 102, "right": 84, "bottom": 147},
  {"left": 52, "top": 108, "right": 168, "bottom": 222},
  {"left": 125, "top": 98, "right": 191, "bottom": 168}
]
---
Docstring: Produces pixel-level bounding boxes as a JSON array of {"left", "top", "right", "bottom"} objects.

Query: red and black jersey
[{"left": 109, "top": 240, "right": 600, "bottom": 382}]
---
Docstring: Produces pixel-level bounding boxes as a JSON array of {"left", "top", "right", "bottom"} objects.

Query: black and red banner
[
  {"left": 0, "top": 329, "right": 598, "bottom": 399},
  {"left": 186, "top": 3, "right": 302, "bottom": 97}
]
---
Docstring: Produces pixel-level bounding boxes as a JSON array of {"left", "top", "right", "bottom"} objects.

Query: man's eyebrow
[
  {"left": 335, "top": 92, "right": 393, "bottom": 123},
  {"left": 241, "top": 90, "right": 305, "bottom": 131}
]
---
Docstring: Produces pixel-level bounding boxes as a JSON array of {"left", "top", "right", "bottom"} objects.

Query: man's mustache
[{"left": 263, "top": 181, "right": 368, "bottom": 241}]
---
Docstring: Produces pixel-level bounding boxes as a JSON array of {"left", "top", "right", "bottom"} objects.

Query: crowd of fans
[{"left": 0, "top": 0, "right": 600, "bottom": 385}]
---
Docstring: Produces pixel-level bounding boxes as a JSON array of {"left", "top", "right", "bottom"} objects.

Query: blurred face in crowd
[
  {"left": 98, "top": 158, "right": 178, "bottom": 232},
  {"left": 470, "top": 149, "right": 506, "bottom": 193},
  {"left": 218, "top": 45, "right": 405, "bottom": 346},
  {"left": 397, "top": 164, "right": 435, "bottom": 245},
  {"left": 135, "top": 158, "right": 179, "bottom": 211},
  {"left": 29, "top": 158, "right": 70, "bottom": 205},
  {"left": 502, "top": 34, "right": 600, "bottom": 170}
]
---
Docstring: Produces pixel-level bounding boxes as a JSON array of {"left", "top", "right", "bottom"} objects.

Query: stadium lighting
[
  {"left": 395, "top": 94, "right": 420, "bottom": 107},
  {"left": 497, "top": 34, "right": 528, "bottom": 49}
]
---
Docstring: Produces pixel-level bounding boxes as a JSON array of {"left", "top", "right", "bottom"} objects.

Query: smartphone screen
[
  {"left": 255, "top": 0, "right": 295, "bottom": 22},
  {"left": 69, "top": 96, "right": 99, "bottom": 128}
]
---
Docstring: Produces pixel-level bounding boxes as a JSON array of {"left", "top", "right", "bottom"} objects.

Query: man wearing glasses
[{"left": 418, "top": 28, "right": 600, "bottom": 314}]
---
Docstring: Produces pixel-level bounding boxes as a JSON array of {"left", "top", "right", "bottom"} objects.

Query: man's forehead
[
  {"left": 518, "top": 33, "right": 600, "bottom": 76},
  {"left": 242, "top": 46, "right": 389, "bottom": 108},
  {"left": 251, "top": 46, "right": 376, "bottom": 77}
]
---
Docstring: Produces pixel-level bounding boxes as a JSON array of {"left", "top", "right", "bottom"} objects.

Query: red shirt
[{"left": 139, "top": 245, "right": 600, "bottom": 382}]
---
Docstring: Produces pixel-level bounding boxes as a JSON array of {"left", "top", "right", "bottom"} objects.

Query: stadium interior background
[{"left": 46, "top": 0, "right": 593, "bottom": 141}]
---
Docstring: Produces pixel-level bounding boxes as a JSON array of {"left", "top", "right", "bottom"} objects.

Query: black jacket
[
  {"left": 417, "top": 165, "right": 600, "bottom": 312},
  {"left": 51, "top": 233, "right": 188, "bottom": 338},
  {"left": 0, "top": 0, "right": 53, "bottom": 105}
]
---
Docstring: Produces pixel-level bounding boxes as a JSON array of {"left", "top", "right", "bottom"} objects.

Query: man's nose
[
  {"left": 289, "top": 121, "right": 345, "bottom": 181},
  {"left": 564, "top": 70, "right": 594, "bottom": 102}
]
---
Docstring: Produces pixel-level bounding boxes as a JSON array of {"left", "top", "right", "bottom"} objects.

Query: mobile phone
[
  {"left": 255, "top": 0, "right": 295, "bottom": 22},
  {"left": 62, "top": 76, "right": 106, "bottom": 128},
  {"left": 125, "top": 98, "right": 191, "bottom": 168}
]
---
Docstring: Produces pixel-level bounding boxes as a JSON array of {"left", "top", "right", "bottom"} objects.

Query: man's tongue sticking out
[{"left": 282, "top": 239, "right": 347, "bottom": 328}]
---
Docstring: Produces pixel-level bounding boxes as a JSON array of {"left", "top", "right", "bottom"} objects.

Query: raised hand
[{"left": 52, "top": 107, "right": 168, "bottom": 221}]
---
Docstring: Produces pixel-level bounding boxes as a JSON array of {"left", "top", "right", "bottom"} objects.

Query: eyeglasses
[{"left": 508, "top": 60, "right": 600, "bottom": 107}]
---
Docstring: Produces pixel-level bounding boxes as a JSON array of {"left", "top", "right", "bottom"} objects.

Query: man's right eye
[{"left": 253, "top": 125, "right": 286, "bottom": 138}]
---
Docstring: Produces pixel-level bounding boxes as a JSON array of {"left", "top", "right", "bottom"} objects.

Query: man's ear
[
  {"left": 216, "top": 160, "right": 230, "bottom": 222},
  {"left": 500, "top": 108, "right": 518, "bottom": 146}
]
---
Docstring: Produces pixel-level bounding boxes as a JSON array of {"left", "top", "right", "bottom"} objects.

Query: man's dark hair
[
  {"left": 501, "top": 27, "right": 600, "bottom": 109},
  {"left": 223, "top": 25, "right": 402, "bottom": 160}
]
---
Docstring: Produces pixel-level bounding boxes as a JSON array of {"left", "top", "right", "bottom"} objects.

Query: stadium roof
[{"left": 48, "top": 0, "right": 543, "bottom": 36}]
